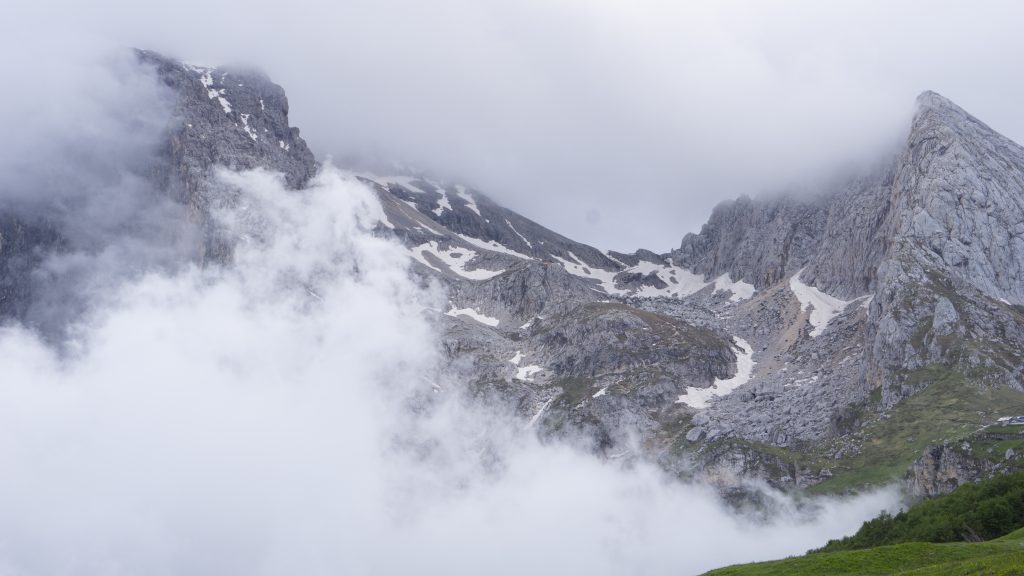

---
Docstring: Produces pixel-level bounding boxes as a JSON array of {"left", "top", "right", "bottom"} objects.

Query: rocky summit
[{"left": 3, "top": 51, "right": 1023, "bottom": 496}]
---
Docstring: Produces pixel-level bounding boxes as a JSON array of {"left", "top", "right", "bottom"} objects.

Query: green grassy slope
[
  {"left": 817, "top": 471, "right": 1024, "bottom": 552},
  {"left": 703, "top": 472, "right": 1024, "bottom": 576},
  {"left": 702, "top": 527, "right": 1024, "bottom": 576}
]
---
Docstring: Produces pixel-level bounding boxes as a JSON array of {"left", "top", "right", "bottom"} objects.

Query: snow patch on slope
[
  {"left": 526, "top": 395, "right": 554, "bottom": 427},
  {"left": 433, "top": 188, "right": 452, "bottom": 216},
  {"left": 240, "top": 113, "right": 258, "bottom": 140},
  {"left": 506, "top": 219, "right": 533, "bottom": 249},
  {"left": 789, "top": 269, "right": 852, "bottom": 337},
  {"left": 455, "top": 185, "right": 481, "bottom": 216},
  {"left": 554, "top": 255, "right": 622, "bottom": 295},
  {"left": 516, "top": 365, "right": 544, "bottom": 382},
  {"left": 713, "top": 274, "right": 756, "bottom": 302},
  {"left": 556, "top": 255, "right": 755, "bottom": 301},
  {"left": 410, "top": 242, "right": 504, "bottom": 280},
  {"left": 446, "top": 307, "right": 500, "bottom": 327},
  {"left": 457, "top": 234, "right": 533, "bottom": 260},
  {"left": 676, "top": 337, "right": 755, "bottom": 409},
  {"left": 631, "top": 260, "right": 712, "bottom": 298},
  {"left": 193, "top": 67, "right": 232, "bottom": 114}
]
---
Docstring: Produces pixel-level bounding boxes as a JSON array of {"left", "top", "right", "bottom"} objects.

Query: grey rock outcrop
[
  {"left": 0, "top": 50, "right": 319, "bottom": 334},
  {"left": 137, "top": 49, "right": 318, "bottom": 263},
  {"left": 906, "top": 425, "right": 1024, "bottom": 497}
]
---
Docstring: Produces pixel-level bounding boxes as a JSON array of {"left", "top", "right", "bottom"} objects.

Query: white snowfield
[
  {"left": 553, "top": 253, "right": 622, "bottom": 294},
  {"left": 555, "top": 254, "right": 756, "bottom": 301},
  {"left": 432, "top": 188, "right": 452, "bottom": 216},
  {"left": 713, "top": 274, "right": 756, "bottom": 302},
  {"left": 676, "top": 337, "right": 755, "bottom": 409},
  {"left": 445, "top": 306, "right": 500, "bottom": 327},
  {"left": 410, "top": 242, "right": 505, "bottom": 280},
  {"left": 455, "top": 185, "right": 481, "bottom": 216},
  {"left": 194, "top": 68, "right": 232, "bottom": 114},
  {"left": 516, "top": 364, "right": 543, "bottom": 381},
  {"left": 789, "top": 269, "right": 853, "bottom": 337},
  {"left": 509, "top": 350, "right": 524, "bottom": 365},
  {"left": 239, "top": 113, "right": 258, "bottom": 140},
  {"left": 457, "top": 234, "right": 533, "bottom": 260},
  {"left": 630, "top": 260, "right": 711, "bottom": 298},
  {"left": 506, "top": 219, "right": 533, "bottom": 248}
]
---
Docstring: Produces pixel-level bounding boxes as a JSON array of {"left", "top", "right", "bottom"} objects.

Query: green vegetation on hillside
[
  {"left": 817, "top": 471, "right": 1024, "bottom": 552},
  {"left": 703, "top": 528, "right": 1024, "bottom": 576},
  {"left": 703, "top": 473, "right": 1024, "bottom": 576}
]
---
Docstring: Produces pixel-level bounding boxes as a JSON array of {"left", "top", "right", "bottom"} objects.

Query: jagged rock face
[
  {"left": 535, "top": 303, "right": 733, "bottom": 387},
  {"left": 698, "top": 440, "right": 833, "bottom": 491},
  {"left": 137, "top": 50, "right": 318, "bottom": 263},
  {"left": 906, "top": 443, "right": 995, "bottom": 497},
  {"left": 672, "top": 195, "right": 830, "bottom": 291},
  {"left": 889, "top": 92, "right": 1024, "bottom": 306},
  {"left": 138, "top": 49, "right": 317, "bottom": 193},
  {"left": 0, "top": 216, "right": 64, "bottom": 322},
  {"left": 595, "top": 92, "right": 1024, "bottom": 493},
  {"left": 456, "top": 262, "right": 608, "bottom": 320},
  {"left": 866, "top": 93, "right": 1024, "bottom": 403},
  {"left": 670, "top": 166, "right": 898, "bottom": 301},
  {"left": 0, "top": 51, "right": 320, "bottom": 332},
  {"left": 906, "top": 426, "right": 1024, "bottom": 497}
]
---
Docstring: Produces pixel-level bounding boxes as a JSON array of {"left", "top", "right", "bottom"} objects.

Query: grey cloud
[{"left": 9, "top": 1, "right": 1024, "bottom": 251}]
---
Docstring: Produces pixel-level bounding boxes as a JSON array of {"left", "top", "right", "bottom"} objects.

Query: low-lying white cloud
[{"left": 0, "top": 164, "right": 899, "bottom": 575}]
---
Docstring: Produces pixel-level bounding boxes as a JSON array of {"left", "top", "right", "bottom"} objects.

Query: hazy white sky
[{"left": 7, "top": 1, "right": 1024, "bottom": 251}]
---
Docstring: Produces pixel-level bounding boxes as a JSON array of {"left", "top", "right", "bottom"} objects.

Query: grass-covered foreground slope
[
  {"left": 817, "top": 471, "right": 1024, "bottom": 552},
  {"left": 703, "top": 527, "right": 1024, "bottom": 576},
  {"left": 703, "top": 472, "right": 1024, "bottom": 576}
]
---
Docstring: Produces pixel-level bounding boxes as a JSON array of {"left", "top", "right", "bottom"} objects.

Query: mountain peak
[
  {"left": 910, "top": 89, "right": 996, "bottom": 142},
  {"left": 915, "top": 89, "right": 960, "bottom": 111}
]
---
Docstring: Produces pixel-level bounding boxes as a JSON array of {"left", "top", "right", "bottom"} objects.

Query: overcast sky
[{"left": 8, "top": 0, "right": 1024, "bottom": 250}]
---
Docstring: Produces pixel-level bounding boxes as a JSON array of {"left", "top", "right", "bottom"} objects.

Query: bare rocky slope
[{"left": 2, "top": 52, "right": 1023, "bottom": 495}]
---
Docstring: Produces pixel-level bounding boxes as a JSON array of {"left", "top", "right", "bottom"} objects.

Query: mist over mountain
[
  {"left": 8, "top": 1, "right": 1024, "bottom": 250},
  {"left": 3, "top": 3, "right": 1024, "bottom": 576},
  {"left": 0, "top": 51, "right": 906, "bottom": 576}
]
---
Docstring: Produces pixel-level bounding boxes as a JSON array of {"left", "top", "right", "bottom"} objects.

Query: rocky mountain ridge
[{"left": 2, "top": 51, "right": 1023, "bottom": 495}]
